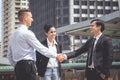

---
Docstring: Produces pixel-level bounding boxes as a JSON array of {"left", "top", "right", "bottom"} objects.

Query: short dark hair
[
  {"left": 91, "top": 19, "right": 105, "bottom": 32},
  {"left": 44, "top": 24, "right": 54, "bottom": 33},
  {"left": 18, "top": 9, "right": 31, "bottom": 20}
]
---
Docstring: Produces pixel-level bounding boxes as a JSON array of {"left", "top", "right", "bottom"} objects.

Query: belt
[
  {"left": 17, "top": 60, "right": 35, "bottom": 64},
  {"left": 88, "top": 67, "right": 95, "bottom": 70}
]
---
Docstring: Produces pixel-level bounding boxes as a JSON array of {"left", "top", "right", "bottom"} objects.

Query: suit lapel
[
  {"left": 95, "top": 34, "right": 104, "bottom": 49},
  {"left": 56, "top": 44, "right": 60, "bottom": 54},
  {"left": 44, "top": 39, "right": 60, "bottom": 54},
  {"left": 43, "top": 39, "right": 48, "bottom": 48}
]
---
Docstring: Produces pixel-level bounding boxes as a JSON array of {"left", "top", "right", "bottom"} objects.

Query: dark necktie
[{"left": 89, "top": 38, "right": 96, "bottom": 65}]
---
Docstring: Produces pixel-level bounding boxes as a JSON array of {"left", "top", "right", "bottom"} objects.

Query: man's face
[
  {"left": 25, "top": 12, "right": 33, "bottom": 26},
  {"left": 90, "top": 21, "right": 101, "bottom": 35}
]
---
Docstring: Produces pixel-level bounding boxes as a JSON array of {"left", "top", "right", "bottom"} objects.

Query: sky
[{"left": 0, "top": 0, "right": 2, "bottom": 41}]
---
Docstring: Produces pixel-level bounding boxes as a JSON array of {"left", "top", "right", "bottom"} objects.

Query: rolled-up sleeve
[{"left": 7, "top": 44, "right": 16, "bottom": 67}]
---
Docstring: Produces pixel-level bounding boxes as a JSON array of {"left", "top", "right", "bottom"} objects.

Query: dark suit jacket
[
  {"left": 67, "top": 34, "right": 113, "bottom": 77},
  {"left": 36, "top": 39, "right": 62, "bottom": 77}
]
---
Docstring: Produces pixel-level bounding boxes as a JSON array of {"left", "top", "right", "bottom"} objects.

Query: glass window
[
  {"left": 74, "top": 17, "right": 79, "bottom": 22},
  {"left": 105, "top": 10, "right": 111, "bottom": 14},
  {"left": 90, "top": 9, "right": 94, "bottom": 14},
  {"left": 56, "top": 1, "right": 61, "bottom": 7},
  {"left": 74, "top": 0, "right": 79, "bottom": 5},
  {"left": 113, "top": 2, "right": 118, "bottom": 6},
  {"left": 98, "top": 10, "right": 103, "bottom": 14},
  {"left": 58, "top": 18, "right": 61, "bottom": 25},
  {"left": 15, "top": 3, "right": 20, "bottom": 5},
  {"left": 15, "top": 7, "right": 20, "bottom": 11},
  {"left": 97, "top": 1, "right": 103, "bottom": 6},
  {"left": 15, "top": 12, "right": 18, "bottom": 15},
  {"left": 105, "top": 2, "right": 111, "bottom": 6},
  {"left": 63, "top": 9, "right": 69, "bottom": 15},
  {"left": 63, "top": 17, "right": 69, "bottom": 24},
  {"left": 22, "top": 3, "right": 26, "bottom": 5},
  {"left": 15, "top": 22, "right": 19, "bottom": 25},
  {"left": 82, "top": 17, "right": 87, "bottom": 21},
  {"left": 63, "top": 0, "right": 69, "bottom": 7},
  {"left": 74, "top": 9, "right": 79, "bottom": 14},
  {"left": 89, "top": 1, "right": 94, "bottom": 5},
  {"left": 82, "top": 9, "right": 87, "bottom": 14},
  {"left": 82, "top": 1, "right": 87, "bottom": 5},
  {"left": 56, "top": 9, "right": 61, "bottom": 15}
]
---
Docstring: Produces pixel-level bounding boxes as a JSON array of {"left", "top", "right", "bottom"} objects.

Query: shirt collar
[
  {"left": 47, "top": 38, "right": 57, "bottom": 46},
  {"left": 18, "top": 24, "right": 28, "bottom": 30},
  {"left": 94, "top": 33, "right": 102, "bottom": 40}
]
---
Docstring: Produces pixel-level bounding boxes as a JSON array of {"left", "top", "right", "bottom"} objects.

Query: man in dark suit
[{"left": 64, "top": 19, "right": 113, "bottom": 80}]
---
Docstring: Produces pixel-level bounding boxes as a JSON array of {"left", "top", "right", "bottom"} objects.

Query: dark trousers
[
  {"left": 86, "top": 68, "right": 108, "bottom": 80},
  {"left": 15, "top": 60, "right": 36, "bottom": 80}
]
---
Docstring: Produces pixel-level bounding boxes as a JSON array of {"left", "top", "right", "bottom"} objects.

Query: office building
[
  {"left": 2, "top": 0, "right": 29, "bottom": 56},
  {"left": 29, "top": 0, "right": 119, "bottom": 51}
]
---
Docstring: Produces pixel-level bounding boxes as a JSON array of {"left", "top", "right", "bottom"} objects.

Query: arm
[
  {"left": 66, "top": 38, "right": 91, "bottom": 59},
  {"left": 103, "top": 38, "right": 113, "bottom": 75},
  {"left": 97, "top": 37, "right": 113, "bottom": 79},
  {"left": 25, "top": 31, "right": 58, "bottom": 58},
  {"left": 7, "top": 44, "right": 16, "bottom": 67}
]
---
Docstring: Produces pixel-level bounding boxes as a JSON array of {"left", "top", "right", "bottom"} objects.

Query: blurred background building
[
  {"left": 2, "top": 0, "right": 29, "bottom": 57},
  {"left": 29, "top": 0, "right": 70, "bottom": 50},
  {"left": 0, "top": 0, "right": 120, "bottom": 80},
  {"left": 29, "top": 0, "right": 119, "bottom": 62},
  {"left": 1, "top": 0, "right": 119, "bottom": 57}
]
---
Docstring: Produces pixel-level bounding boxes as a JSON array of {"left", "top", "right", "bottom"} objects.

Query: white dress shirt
[
  {"left": 7, "top": 24, "right": 57, "bottom": 67},
  {"left": 46, "top": 39, "right": 58, "bottom": 68}
]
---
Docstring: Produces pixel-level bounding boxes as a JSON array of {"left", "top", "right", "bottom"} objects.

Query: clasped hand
[{"left": 56, "top": 54, "right": 65, "bottom": 62}]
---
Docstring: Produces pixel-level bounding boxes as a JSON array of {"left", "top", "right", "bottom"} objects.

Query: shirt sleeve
[
  {"left": 24, "top": 30, "right": 57, "bottom": 58},
  {"left": 7, "top": 44, "right": 16, "bottom": 67}
]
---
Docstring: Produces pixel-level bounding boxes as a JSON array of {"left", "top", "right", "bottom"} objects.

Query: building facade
[
  {"left": 2, "top": 0, "right": 119, "bottom": 57},
  {"left": 2, "top": 0, "right": 29, "bottom": 56},
  {"left": 70, "top": 0, "right": 119, "bottom": 23},
  {"left": 29, "top": 0, "right": 70, "bottom": 50},
  {"left": 29, "top": 0, "right": 119, "bottom": 51}
]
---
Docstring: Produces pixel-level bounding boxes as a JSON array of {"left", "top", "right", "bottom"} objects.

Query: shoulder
[
  {"left": 21, "top": 30, "right": 35, "bottom": 39},
  {"left": 101, "top": 35, "right": 111, "bottom": 41},
  {"left": 101, "top": 35, "right": 112, "bottom": 45},
  {"left": 41, "top": 39, "right": 47, "bottom": 44}
]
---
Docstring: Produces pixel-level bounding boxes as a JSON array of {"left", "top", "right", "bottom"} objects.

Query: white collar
[
  {"left": 94, "top": 33, "right": 102, "bottom": 40},
  {"left": 47, "top": 38, "right": 57, "bottom": 46},
  {"left": 18, "top": 24, "right": 28, "bottom": 30}
]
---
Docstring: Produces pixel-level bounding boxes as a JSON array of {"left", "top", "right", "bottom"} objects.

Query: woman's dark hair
[
  {"left": 44, "top": 24, "right": 54, "bottom": 33},
  {"left": 91, "top": 19, "right": 105, "bottom": 32}
]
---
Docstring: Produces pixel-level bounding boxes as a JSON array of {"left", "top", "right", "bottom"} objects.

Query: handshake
[{"left": 56, "top": 54, "right": 66, "bottom": 62}]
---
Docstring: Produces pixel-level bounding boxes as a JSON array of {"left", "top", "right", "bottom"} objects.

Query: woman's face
[{"left": 45, "top": 27, "right": 56, "bottom": 40}]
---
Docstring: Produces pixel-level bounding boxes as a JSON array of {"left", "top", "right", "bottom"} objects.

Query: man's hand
[{"left": 56, "top": 54, "right": 65, "bottom": 62}]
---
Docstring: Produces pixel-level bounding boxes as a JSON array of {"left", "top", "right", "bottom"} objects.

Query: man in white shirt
[{"left": 7, "top": 9, "right": 64, "bottom": 80}]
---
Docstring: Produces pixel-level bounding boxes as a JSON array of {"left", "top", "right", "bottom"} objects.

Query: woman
[{"left": 36, "top": 24, "right": 62, "bottom": 80}]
